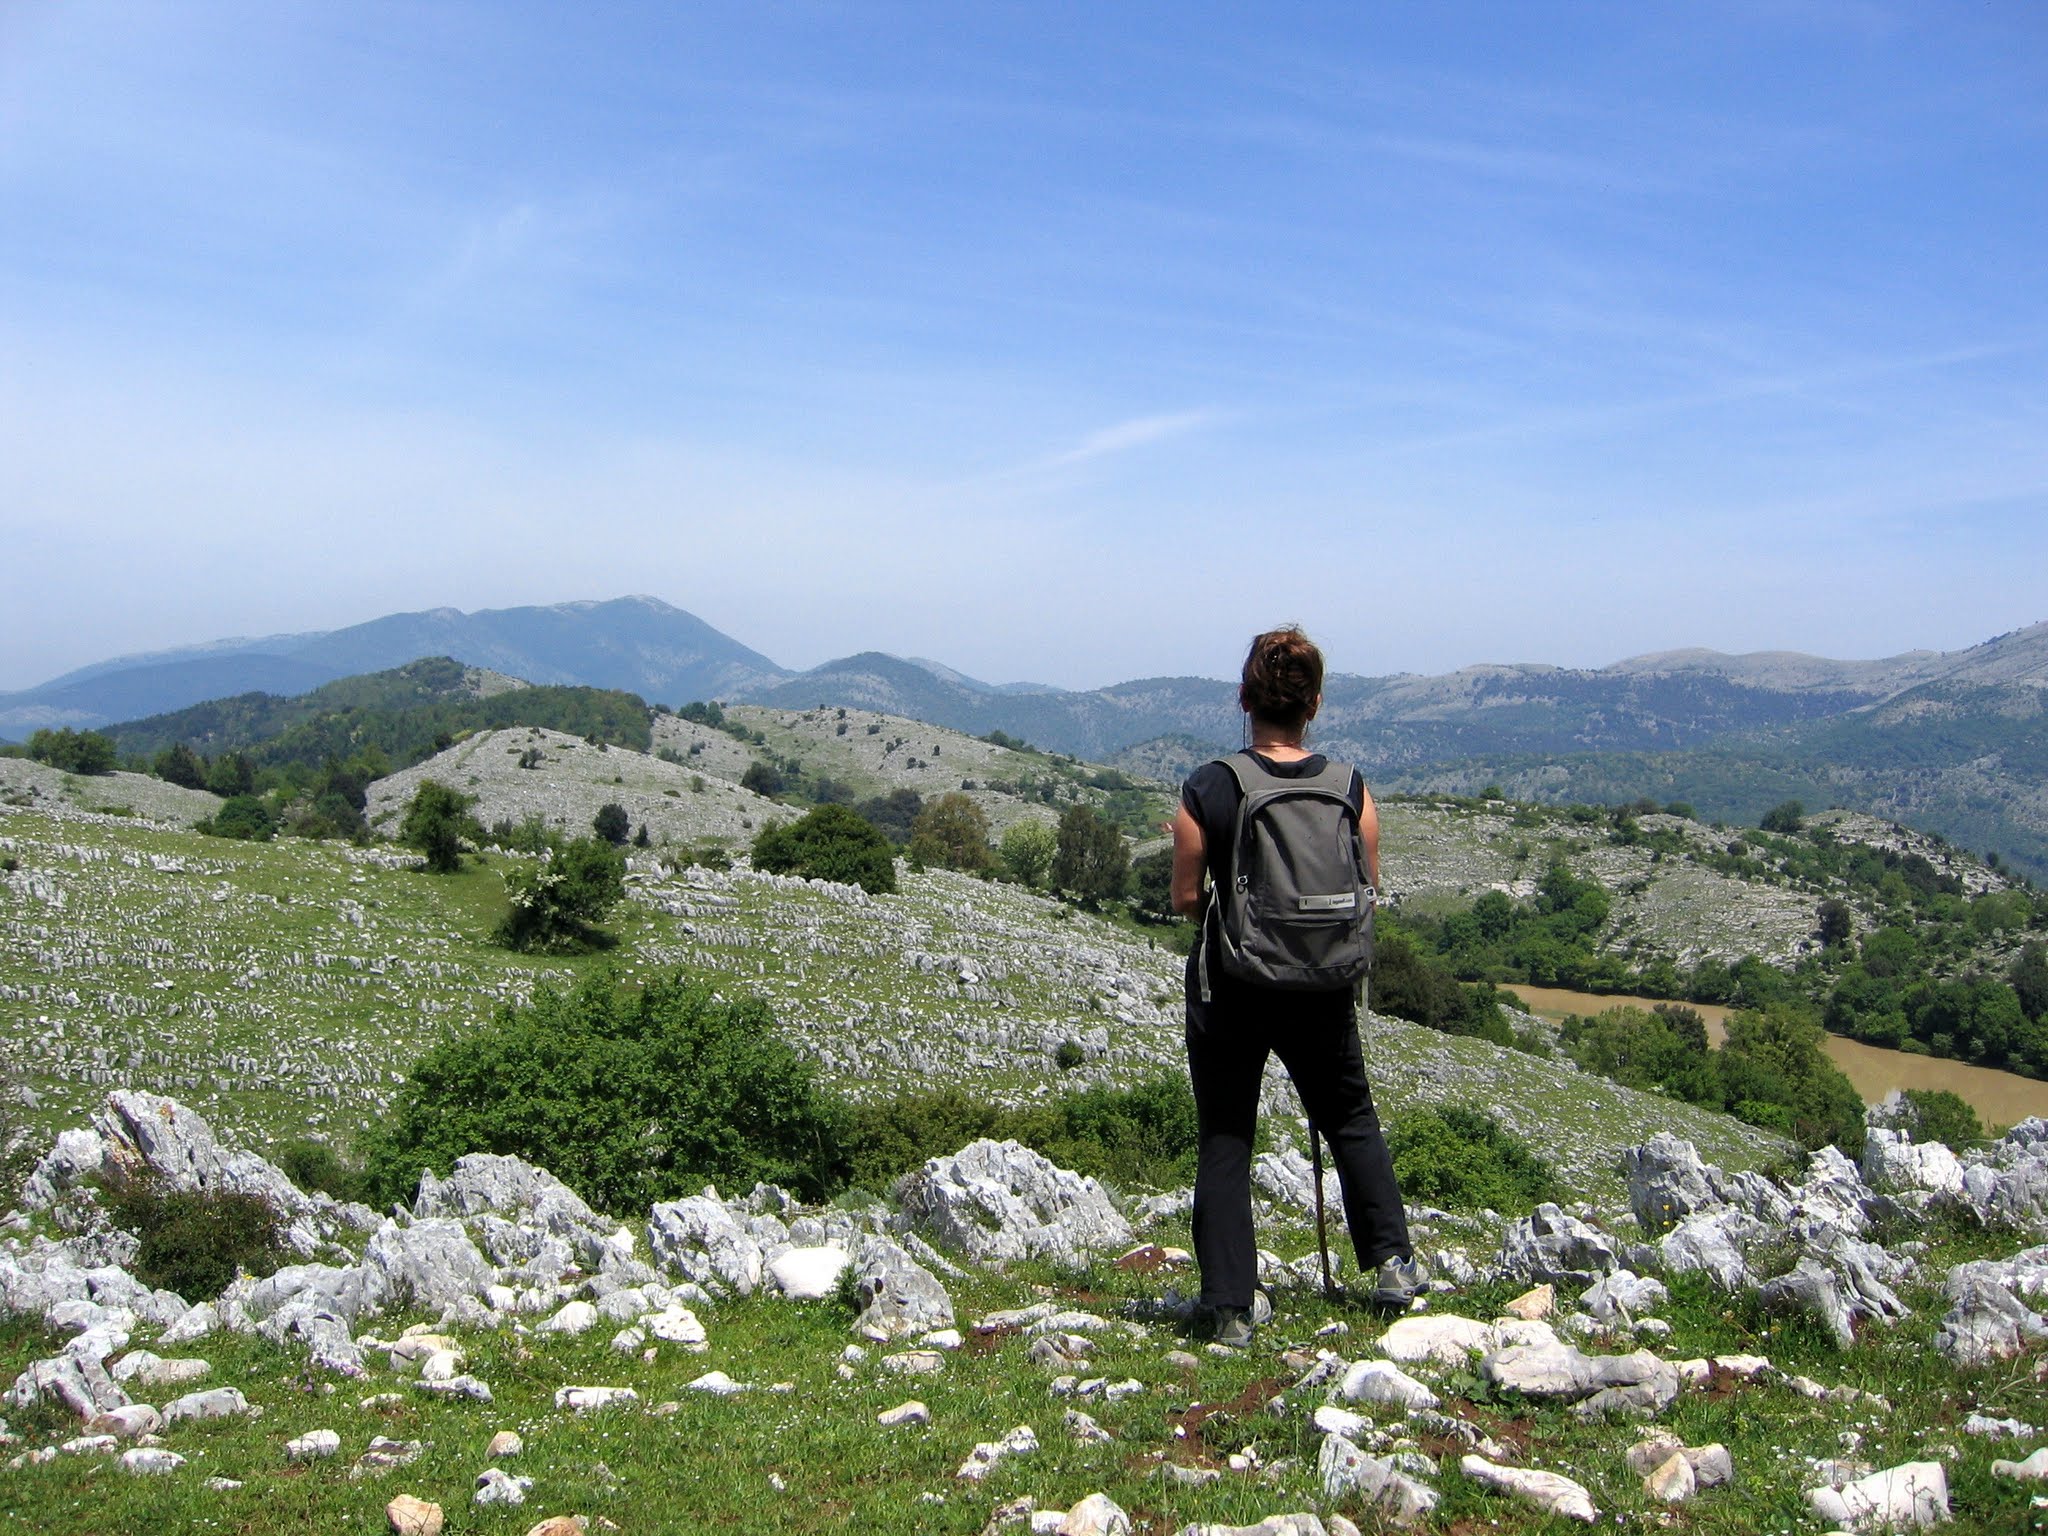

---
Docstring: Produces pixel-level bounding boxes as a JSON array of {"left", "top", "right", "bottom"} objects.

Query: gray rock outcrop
[{"left": 898, "top": 1140, "right": 1131, "bottom": 1267}]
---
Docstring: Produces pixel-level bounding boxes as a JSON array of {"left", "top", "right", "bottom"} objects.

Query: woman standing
[{"left": 1170, "top": 626, "right": 1425, "bottom": 1347}]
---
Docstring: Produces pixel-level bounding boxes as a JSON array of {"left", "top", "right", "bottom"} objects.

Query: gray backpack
[{"left": 1198, "top": 751, "right": 1376, "bottom": 1000}]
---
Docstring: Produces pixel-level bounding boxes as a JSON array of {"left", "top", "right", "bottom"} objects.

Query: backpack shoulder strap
[{"left": 1215, "top": 752, "right": 1263, "bottom": 796}]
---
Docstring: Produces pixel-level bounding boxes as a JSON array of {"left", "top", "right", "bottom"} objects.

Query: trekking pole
[{"left": 1309, "top": 1121, "right": 1337, "bottom": 1300}]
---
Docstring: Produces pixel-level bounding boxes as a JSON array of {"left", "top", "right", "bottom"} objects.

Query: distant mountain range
[{"left": 6, "top": 596, "right": 2044, "bottom": 877}]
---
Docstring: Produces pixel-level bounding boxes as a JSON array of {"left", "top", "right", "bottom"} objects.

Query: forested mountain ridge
[{"left": 9, "top": 601, "right": 2043, "bottom": 873}]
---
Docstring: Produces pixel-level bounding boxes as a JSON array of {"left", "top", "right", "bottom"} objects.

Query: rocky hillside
[
  {"left": 2, "top": 1088, "right": 2045, "bottom": 1532},
  {"left": 0, "top": 798, "right": 1783, "bottom": 1197}
]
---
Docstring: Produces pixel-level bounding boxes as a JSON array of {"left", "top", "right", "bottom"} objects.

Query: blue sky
[{"left": 2, "top": 1, "right": 2043, "bottom": 691}]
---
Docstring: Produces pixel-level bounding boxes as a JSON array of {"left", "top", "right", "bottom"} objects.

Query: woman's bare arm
[{"left": 1170, "top": 803, "right": 1207, "bottom": 916}]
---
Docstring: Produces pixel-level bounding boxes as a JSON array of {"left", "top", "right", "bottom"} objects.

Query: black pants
[{"left": 1185, "top": 983, "right": 1411, "bottom": 1309}]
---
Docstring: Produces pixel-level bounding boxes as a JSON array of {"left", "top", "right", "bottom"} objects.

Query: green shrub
[
  {"left": 1897, "top": 1088, "right": 1985, "bottom": 1151},
  {"left": 201, "top": 793, "right": 277, "bottom": 842},
  {"left": 839, "top": 1088, "right": 1013, "bottom": 1193},
  {"left": 837, "top": 1075, "right": 1201, "bottom": 1195},
  {"left": 1386, "top": 1105, "right": 1558, "bottom": 1212},
  {"left": 274, "top": 1139, "right": 367, "bottom": 1203},
  {"left": 495, "top": 835, "right": 627, "bottom": 953},
  {"left": 751, "top": 805, "right": 897, "bottom": 894},
  {"left": 98, "top": 1173, "right": 285, "bottom": 1299},
  {"left": 1054, "top": 1039, "right": 1086, "bottom": 1070},
  {"left": 1028, "top": 1076, "right": 1199, "bottom": 1190},
  {"left": 357, "top": 970, "right": 847, "bottom": 1213},
  {"left": 25, "top": 727, "right": 116, "bottom": 775}
]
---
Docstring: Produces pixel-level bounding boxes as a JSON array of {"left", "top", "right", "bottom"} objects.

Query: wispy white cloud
[{"left": 1037, "top": 410, "right": 1224, "bottom": 471}]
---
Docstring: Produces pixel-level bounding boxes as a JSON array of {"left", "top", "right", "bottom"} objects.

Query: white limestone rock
[
  {"left": 899, "top": 1140, "right": 1132, "bottom": 1267},
  {"left": 1805, "top": 1460, "right": 1950, "bottom": 1529},
  {"left": 1460, "top": 1454, "right": 1597, "bottom": 1522}
]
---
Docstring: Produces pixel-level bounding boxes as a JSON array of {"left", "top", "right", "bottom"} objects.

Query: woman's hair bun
[{"left": 1240, "top": 626, "right": 1324, "bottom": 731}]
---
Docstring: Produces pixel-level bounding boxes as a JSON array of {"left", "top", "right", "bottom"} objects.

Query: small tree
[
  {"left": 1760, "top": 800, "right": 1806, "bottom": 835},
  {"left": 206, "top": 751, "right": 256, "bottom": 799},
  {"left": 401, "top": 780, "right": 476, "bottom": 873},
  {"left": 1817, "top": 898, "right": 1854, "bottom": 949},
  {"left": 741, "top": 761, "right": 786, "bottom": 798},
  {"left": 1052, "top": 804, "right": 1128, "bottom": 906},
  {"left": 1130, "top": 847, "right": 1175, "bottom": 921},
  {"left": 751, "top": 805, "right": 896, "bottom": 895},
  {"left": 999, "top": 821, "right": 1057, "bottom": 888},
  {"left": 907, "top": 792, "right": 995, "bottom": 874},
  {"left": 152, "top": 742, "right": 209, "bottom": 790},
  {"left": 26, "top": 727, "right": 116, "bottom": 775},
  {"left": 496, "top": 836, "right": 627, "bottom": 952},
  {"left": 593, "top": 801, "right": 631, "bottom": 845}
]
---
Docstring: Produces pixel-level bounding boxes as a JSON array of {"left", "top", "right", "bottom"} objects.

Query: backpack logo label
[{"left": 1297, "top": 893, "right": 1357, "bottom": 912}]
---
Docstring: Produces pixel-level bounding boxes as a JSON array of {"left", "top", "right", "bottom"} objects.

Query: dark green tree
[
  {"left": 751, "top": 804, "right": 897, "bottom": 894},
  {"left": 2010, "top": 943, "right": 2048, "bottom": 1023},
  {"left": 1052, "top": 804, "right": 1128, "bottom": 906},
  {"left": 856, "top": 788, "right": 924, "bottom": 846},
  {"left": 593, "top": 801, "right": 631, "bottom": 845},
  {"left": 26, "top": 727, "right": 116, "bottom": 775},
  {"left": 204, "top": 794, "right": 277, "bottom": 842},
  {"left": 206, "top": 751, "right": 256, "bottom": 798},
  {"left": 400, "top": 780, "right": 476, "bottom": 873},
  {"left": 1817, "top": 898, "right": 1854, "bottom": 949},
  {"left": 152, "top": 742, "right": 209, "bottom": 790},
  {"left": 741, "top": 761, "right": 786, "bottom": 798},
  {"left": 1760, "top": 800, "right": 1806, "bottom": 835}
]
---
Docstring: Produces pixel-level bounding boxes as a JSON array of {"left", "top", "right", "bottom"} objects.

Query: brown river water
[{"left": 1503, "top": 984, "right": 2048, "bottom": 1132}]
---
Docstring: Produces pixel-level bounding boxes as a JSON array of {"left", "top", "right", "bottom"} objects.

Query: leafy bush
[
  {"left": 1386, "top": 1105, "right": 1559, "bottom": 1213},
  {"left": 98, "top": 1172, "right": 285, "bottom": 1299},
  {"left": 998, "top": 821, "right": 1056, "bottom": 887},
  {"left": 837, "top": 1076, "right": 1199, "bottom": 1195},
  {"left": 495, "top": 835, "right": 626, "bottom": 953},
  {"left": 1054, "top": 1039, "right": 1086, "bottom": 1070},
  {"left": 1897, "top": 1088, "right": 1985, "bottom": 1151},
  {"left": 25, "top": 727, "right": 116, "bottom": 775},
  {"left": 274, "top": 1139, "right": 368, "bottom": 1203},
  {"left": 357, "top": 970, "right": 847, "bottom": 1212},
  {"left": 906, "top": 792, "right": 994, "bottom": 874},
  {"left": 200, "top": 793, "right": 277, "bottom": 842},
  {"left": 751, "top": 805, "right": 897, "bottom": 894}
]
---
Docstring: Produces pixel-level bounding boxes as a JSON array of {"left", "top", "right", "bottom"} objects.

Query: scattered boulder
[
  {"left": 767, "top": 1245, "right": 850, "bottom": 1300},
  {"left": 1992, "top": 1448, "right": 2048, "bottom": 1482},
  {"left": 956, "top": 1423, "right": 1038, "bottom": 1481},
  {"left": 1460, "top": 1454, "right": 1597, "bottom": 1522},
  {"left": 899, "top": 1140, "right": 1131, "bottom": 1267},
  {"left": 385, "top": 1495, "right": 444, "bottom": 1536},
  {"left": 1498, "top": 1205, "right": 1619, "bottom": 1286},
  {"left": 1337, "top": 1359, "right": 1439, "bottom": 1412},
  {"left": 647, "top": 1195, "right": 765, "bottom": 1296},
  {"left": 1624, "top": 1133, "right": 1729, "bottom": 1233},
  {"left": 1377, "top": 1315, "right": 1496, "bottom": 1367},
  {"left": 1935, "top": 1251, "right": 2048, "bottom": 1365},
  {"left": 849, "top": 1236, "right": 954, "bottom": 1341},
  {"left": 1805, "top": 1460, "right": 1950, "bottom": 1530},
  {"left": 1317, "top": 1436, "right": 1438, "bottom": 1525}
]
